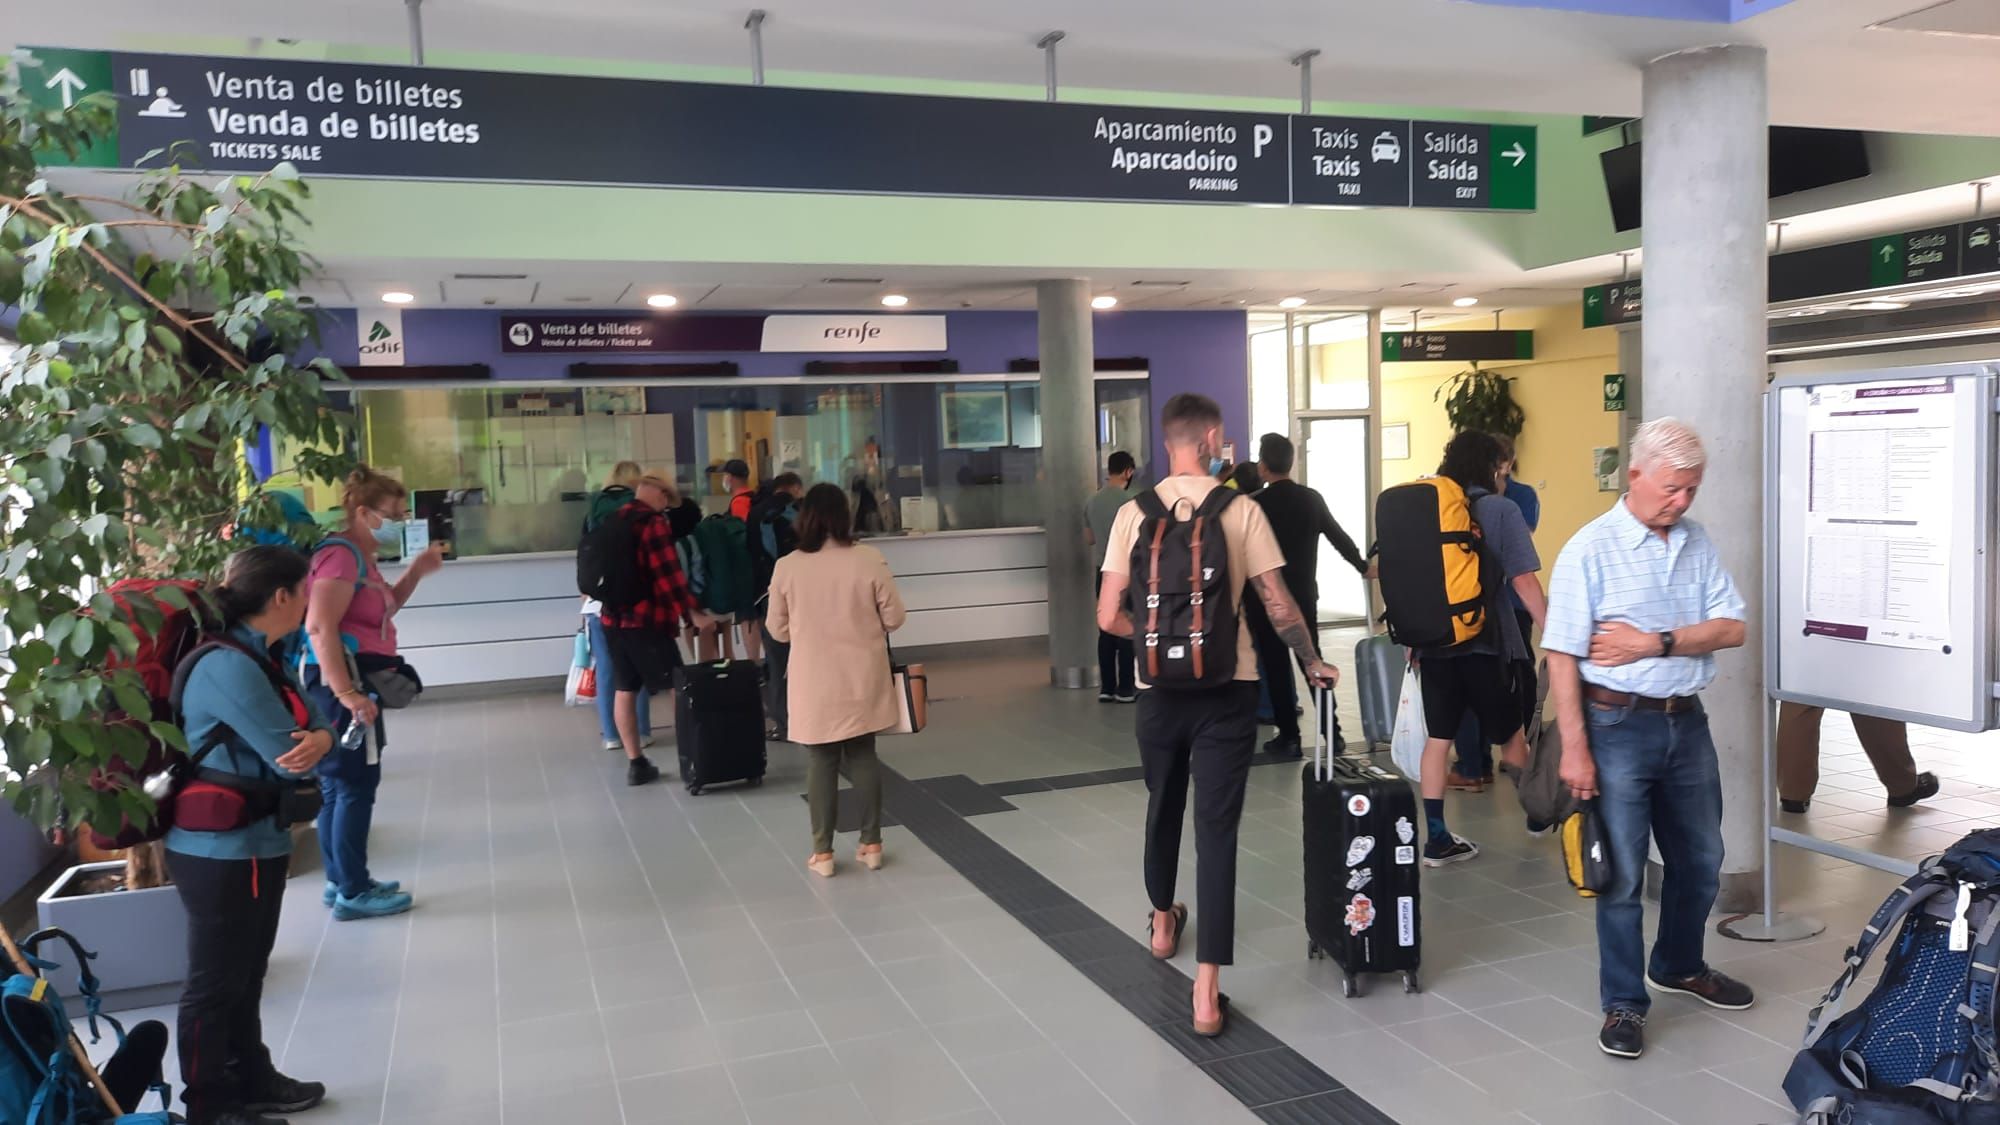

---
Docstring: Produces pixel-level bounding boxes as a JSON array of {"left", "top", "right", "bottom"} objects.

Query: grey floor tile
[
  {"left": 743, "top": 1081, "right": 874, "bottom": 1125},
  {"left": 618, "top": 1063, "right": 748, "bottom": 1125},
  {"left": 725, "top": 1044, "right": 847, "bottom": 1105},
  {"left": 599, "top": 997, "right": 725, "bottom": 1080},
  {"left": 712, "top": 1009, "right": 828, "bottom": 1062}
]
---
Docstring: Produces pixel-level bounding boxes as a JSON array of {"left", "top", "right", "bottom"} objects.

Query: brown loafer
[
  {"left": 1193, "top": 992, "right": 1230, "bottom": 1037},
  {"left": 1445, "top": 771, "right": 1485, "bottom": 793},
  {"left": 1147, "top": 903, "right": 1188, "bottom": 959}
]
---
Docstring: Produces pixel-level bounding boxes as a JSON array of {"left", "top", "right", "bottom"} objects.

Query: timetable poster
[{"left": 1801, "top": 378, "right": 1957, "bottom": 650}]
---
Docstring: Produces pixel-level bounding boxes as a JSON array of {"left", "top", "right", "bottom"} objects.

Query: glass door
[{"left": 1297, "top": 414, "right": 1373, "bottom": 625}]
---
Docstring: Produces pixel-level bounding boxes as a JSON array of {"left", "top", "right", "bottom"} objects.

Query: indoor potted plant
[
  {"left": 1435, "top": 363, "right": 1526, "bottom": 440},
  {"left": 2, "top": 50, "right": 349, "bottom": 1005}
]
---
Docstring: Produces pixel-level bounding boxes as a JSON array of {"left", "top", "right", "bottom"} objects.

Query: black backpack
[
  {"left": 1126, "top": 487, "right": 1238, "bottom": 690},
  {"left": 577, "top": 506, "right": 647, "bottom": 611}
]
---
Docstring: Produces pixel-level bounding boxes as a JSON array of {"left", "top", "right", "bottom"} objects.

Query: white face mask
[{"left": 367, "top": 509, "right": 404, "bottom": 546}]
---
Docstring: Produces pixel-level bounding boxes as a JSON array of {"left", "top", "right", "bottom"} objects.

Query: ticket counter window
[{"left": 316, "top": 376, "right": 1150, "bottom": 558}]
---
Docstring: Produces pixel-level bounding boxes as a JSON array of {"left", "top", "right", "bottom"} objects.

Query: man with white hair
[{"left": 1542, "top": 417, "right": 1753, "bottom": 1060}]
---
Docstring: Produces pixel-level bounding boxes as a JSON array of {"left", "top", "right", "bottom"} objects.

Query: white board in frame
[{"left": 1765, "top": 362, "right": 1998, "bottom": 732}]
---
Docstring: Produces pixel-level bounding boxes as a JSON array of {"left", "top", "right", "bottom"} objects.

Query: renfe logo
[{"left": 823, "top": 321, "right": 884, "bottom": 342}]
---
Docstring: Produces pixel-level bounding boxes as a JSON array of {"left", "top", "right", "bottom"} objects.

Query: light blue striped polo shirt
[{"left": 1542, "top": 497, "right": 1746, "bottom": 699}]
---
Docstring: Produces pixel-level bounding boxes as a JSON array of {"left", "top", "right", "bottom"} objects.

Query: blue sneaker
[
  {"left": 332, "top": 885, "right": 414, "bottom": 921},
  {"left": 322, "top": 879, "right": 402, "bottom": 907}
]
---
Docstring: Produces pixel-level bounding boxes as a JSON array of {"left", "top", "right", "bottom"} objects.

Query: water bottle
[{"left": 340, "top": 716, "right": 368, "bottom": 751}]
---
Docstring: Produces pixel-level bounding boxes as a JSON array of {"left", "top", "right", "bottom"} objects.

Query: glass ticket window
[{"left": 305, "top": 375, "right": 1150, "bottom": 559}]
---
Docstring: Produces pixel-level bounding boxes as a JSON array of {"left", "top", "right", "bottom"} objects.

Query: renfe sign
[
  {"left": 760, "top": 316, "right": 947, "bottom": 353},
  {"left": 21, "top": 47, "right": 1536, "bottom": 212}
]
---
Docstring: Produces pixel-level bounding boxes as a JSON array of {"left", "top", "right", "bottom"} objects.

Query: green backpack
[{"left": 687, "top": 514, "right": 753, "bottom": 615}]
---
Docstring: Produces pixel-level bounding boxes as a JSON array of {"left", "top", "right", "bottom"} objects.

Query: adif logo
[
  {"left": 357, "top": 308, "right": 403, "bottom": 367},
  {"left": 508, "top": 322, "right": 535, "bottom": 347}
]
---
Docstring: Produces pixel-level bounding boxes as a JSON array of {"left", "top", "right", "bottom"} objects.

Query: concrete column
[
  {"left": 1640, "top": 44, "right": 1768, "bottom": 913},
  {"left": 1038, "top": 279, "right": 1098, "bottom": 689}
]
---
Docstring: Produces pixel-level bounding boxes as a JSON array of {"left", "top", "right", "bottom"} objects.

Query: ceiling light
[
  {"left": 880, "top": 294, "right": 909, "bottom": 308},
  {"left": 380, "top": 291, "right": 415, "bottom": 305},
  {"left": 1278, "top": 296, "right": 1308, "bottom": 309},
  {"left": 1845, "top": 299, "right": 1909, "bottom": 311},
  {"left": 1091, "top": 296, "right": 1118, "bottom": 310},
  {"left": 645, "top": 294, "right": 679, "bottom": 309},
  {"left": 1452, "top": 296, "right": 1480, "bottom": 308}
]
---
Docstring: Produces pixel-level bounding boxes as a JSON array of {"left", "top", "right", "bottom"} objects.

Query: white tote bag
[{"left": 1389, "top": 666, "right": 1427, "bottom": 780}]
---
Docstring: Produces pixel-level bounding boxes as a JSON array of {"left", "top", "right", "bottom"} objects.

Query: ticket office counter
[{"left": 315, "top": 371, "right": 1147, "bottom": 685}]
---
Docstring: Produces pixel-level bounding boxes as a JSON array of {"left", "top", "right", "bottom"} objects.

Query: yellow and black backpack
[
  {"left": 1373, "top": 477, "right": 1493, "bottom": 649},
  {"left": 1561, "top": 801, "right": 1613, "bottom": 898}
]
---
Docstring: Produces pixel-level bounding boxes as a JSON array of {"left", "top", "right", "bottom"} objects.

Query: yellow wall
[{"left": 1371, "top": 303, "right": 1625, "bottom": 563}]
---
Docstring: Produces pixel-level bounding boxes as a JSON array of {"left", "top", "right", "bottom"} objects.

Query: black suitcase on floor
[
  {"left": 1302, "top": 691, "right": 1422, "bottom": 996},
  {"left": 674, "top": 660, "right": 767, "bottom": 795}
]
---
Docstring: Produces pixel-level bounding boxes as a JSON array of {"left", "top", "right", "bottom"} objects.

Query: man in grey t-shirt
[
  {"left": 1413, "top": 432, "right": 1548, "bottom": 867},
  {"left": 1085, "top": 451, "right": 1140, "bottom": 701}
]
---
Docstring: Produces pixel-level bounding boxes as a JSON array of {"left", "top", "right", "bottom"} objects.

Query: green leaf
[
  {"left": 124, "top": 422, "right": 162, "bottom": 449},
  {"left": 46, "top": 433, "right": 71, "bottom": 461},
  {"left": 70, "top": 616, "right": 95, "bottom": 659}
]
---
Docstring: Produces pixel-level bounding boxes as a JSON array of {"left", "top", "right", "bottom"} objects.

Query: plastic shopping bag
[
  {"left": 1389, "top": 665, "right": 1426, "bottom": 779},
  {"left": 565, "top": 626, "right": 597, "bottom": 706}
]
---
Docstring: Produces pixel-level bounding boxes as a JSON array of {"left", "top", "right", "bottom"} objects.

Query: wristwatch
[{"left": 1659, "top": 630, "right": 1677, "bottom": 658}]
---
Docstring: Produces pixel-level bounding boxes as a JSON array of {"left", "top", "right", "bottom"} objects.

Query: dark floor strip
[
  {"left": 877, "top": 764, "right": 1392, "bottom": 1125},
  {"left": 985, "top": 750, "right": 1306, "bottom": 800}
]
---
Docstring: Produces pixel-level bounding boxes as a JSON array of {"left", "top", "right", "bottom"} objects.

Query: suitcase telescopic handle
[{"left": 1313, "top": 685, "right": 1333, "bottom": 782}]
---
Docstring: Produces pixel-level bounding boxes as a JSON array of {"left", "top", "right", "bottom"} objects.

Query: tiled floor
[{"left": 83, "top": 632, "right": 2000, "bottom": 1124}]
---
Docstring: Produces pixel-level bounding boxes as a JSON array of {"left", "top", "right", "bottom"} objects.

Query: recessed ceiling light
[
  {"left": 381, "top": 290, "right": 415, "bottom": 305},
  {"left": 880, "top": 294, "right": 909, "bottom": 308},
  {"left": 645, "top": 294, "right": 678, "bottom": 309},
  {"left": 1846, "top": 299, "right": 1909, "bottom": 311},
  {"left": 1452, "top": 296, "right": 1480, "bottom": 307},
  {"left": 1278, "top": 296, "right": 1307, "bottom": 309},
  {"left": 1091, "top": 295, "right": 1118, "bottom": 310}
]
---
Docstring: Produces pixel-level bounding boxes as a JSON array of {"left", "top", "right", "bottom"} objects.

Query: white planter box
[{"left": 35, "top": 861, "right": 187, "bottom": 1012}]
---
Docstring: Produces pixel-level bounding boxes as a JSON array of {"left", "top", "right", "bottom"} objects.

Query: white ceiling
[{"left": 17, "top": 0, "right": 2000, "bottom": 135}]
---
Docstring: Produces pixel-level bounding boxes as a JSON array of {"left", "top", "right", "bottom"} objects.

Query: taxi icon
[{"left": 1371, "top": 132, "right": 1401, "bottom": 163}]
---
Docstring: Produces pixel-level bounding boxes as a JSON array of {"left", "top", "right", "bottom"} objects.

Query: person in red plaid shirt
[{"left": 600, "top": 475, "right": 715, "bottom": 786}]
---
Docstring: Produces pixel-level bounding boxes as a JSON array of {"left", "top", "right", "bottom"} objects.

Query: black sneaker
[
  {"left": 1780, "top": 798, "right": 1810, "bottom": 814},
  {"left": 1262, "top": 736, "right": 1303, "bottom": 759},
  {"left": 627, "top": 756, "right": 661, "bottom": 787},
  {"left": 1888, "top": 772, "right": 1941, "bottom": 809},
  {"left": 1098, "top": 691, "right": 1115, "bottom": 703},
  {"left": 1647, "top": 967, "right": 1754, "bottom": 1010},
  {"left": 1421, "top": 835, "right": 1480, "bottom": 867},
  {"left": 1599, "top": 1007, "right": 1646, "bottom": 1058},
  {"left": 240, "top": 1071, "right": 326, "bottom": 1115}
]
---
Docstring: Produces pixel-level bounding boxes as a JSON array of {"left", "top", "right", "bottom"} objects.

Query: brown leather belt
[{"left": 1584, "top": 685, "right": 1699, "bottom": 714}]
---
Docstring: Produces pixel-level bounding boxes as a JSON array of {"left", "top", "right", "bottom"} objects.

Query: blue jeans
[
  {"left": 587, "top": 614, "right": 650, "bottom": 743},
  {"left": 1589, "top": 699, "right": 1725, "bottom": 1014},
  {"left": 302, "top": 666, "right": 386, "bottom": 899}
]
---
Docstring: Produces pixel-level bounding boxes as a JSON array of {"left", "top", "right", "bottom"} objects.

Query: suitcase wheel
[
  {"left": 1341, "top": 973, "right": 1361, "bottom": 999},
  {"left": 1403, "top": 972, "right": 1421, "bottom": 995},
  {"left": 1307, "top": 940, "right": 1322, "bottom": 961},
  {"left": 687, "top": 783, "right": 705, "bottom": 796},
  {"left": 747, "top": 775, "right": 764, "bottom": 788}
]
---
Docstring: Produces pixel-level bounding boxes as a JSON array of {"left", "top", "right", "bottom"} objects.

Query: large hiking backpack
[
  {"left": 1125, "top": 487, "right": 1238, "bottom": 690},
  {"left": 687, "top": 514, "right": 753, "bottom": 615},
  {"left": 582, "top": 485, "right": 635, "bottom": 536},
  {"left": 1, "top": 927, "right": 172, "bottom": 1124},
  {"left": 747, "top": 495, "right": 798, "bottom": 597},
  {"left": 577, "top": 506, "right": 648, "bottom": 611},
  {"left": 82, "top": 580, "right": 222, "bottom": 850},
  {"left": 1787, "top": 829, "right": 2000, "bottom": 1124},
  {"left": 1374, "top": 477, "right": 1493, "bottom": 649}
]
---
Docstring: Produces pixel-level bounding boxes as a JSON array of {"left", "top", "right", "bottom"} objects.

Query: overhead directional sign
[
  {"left": 20, "top": 46, "right": 1537, "bottom": 212},
  {"left": 1585, "top": 220, "right": 2000, "bottom": 325},
  {"left": 1380, "top": 330, "right": 1533, "bottom": 362}
]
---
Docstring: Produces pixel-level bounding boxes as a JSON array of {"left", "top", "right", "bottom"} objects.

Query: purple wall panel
[{"left": 312, "top": 307, "right": 1250, "bottom": 474}]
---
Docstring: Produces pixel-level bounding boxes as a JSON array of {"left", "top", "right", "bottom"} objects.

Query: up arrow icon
[
  {"left": 1879, "top": 244, "right": 1896, "bottom": 263},
  {"left": 45, "top": 67, "right": 87, "bottom": 108},
  {"left": 1502, "top": 142, "right": 1528, "bottom": 168}
]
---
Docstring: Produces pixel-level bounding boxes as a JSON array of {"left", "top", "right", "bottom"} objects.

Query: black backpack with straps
[{"left": 1125, "top": 486, "right": 1238, "bottom": 690}]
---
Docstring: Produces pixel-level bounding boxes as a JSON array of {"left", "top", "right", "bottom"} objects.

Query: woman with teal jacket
[{"left": 169, "top": 546, "right": 333, "bottom": 1125}]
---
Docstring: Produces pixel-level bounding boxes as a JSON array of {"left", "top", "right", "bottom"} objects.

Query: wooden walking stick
[{"left": 0, "top": 919, "right": 125, "bottom": 1117}]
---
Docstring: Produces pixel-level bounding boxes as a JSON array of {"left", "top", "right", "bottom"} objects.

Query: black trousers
[
  {"left": 1137, "top": 682, "right": 1260, "bottom": 965},
  {"left": 169, "top": 850, "right": 289, "bottom": 1121},
  {"left": 1246, "top": 596, "right": 1329, "bottom": 746}
]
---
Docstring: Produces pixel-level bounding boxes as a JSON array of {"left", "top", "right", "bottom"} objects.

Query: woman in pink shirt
[{"left": 303, "top": 467, "right": 444, "bottom": 920}]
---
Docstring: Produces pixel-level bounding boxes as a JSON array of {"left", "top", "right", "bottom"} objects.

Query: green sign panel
[
  {"left": 1603, "top": 373, "right": 1626, "bottom": 412},
  {"left": 1380, "top": 330, "right": 1533, "bottom": 362},
  {"left": 19, "top": 47, "right": 117, "bottom": 167},
  {"left": 1582, "top": 281, "right": 1643, "bottom": 329}
]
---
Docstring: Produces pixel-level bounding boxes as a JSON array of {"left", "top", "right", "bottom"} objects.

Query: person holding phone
[{"left": 303, "top": 466, "right": 442, "bottom": 921}]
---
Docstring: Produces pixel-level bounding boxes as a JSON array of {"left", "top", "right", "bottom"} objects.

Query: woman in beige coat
[{"left": 767, "top": 483, "right": 907, "bottom": 877}]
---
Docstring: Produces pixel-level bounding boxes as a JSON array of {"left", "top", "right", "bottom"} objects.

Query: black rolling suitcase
[
  {"left": 1302, "top": 689, "right": 1422, "bottom": 997},
  {"left": 674, "top": 659, "right": 767, "bottom": 795}
]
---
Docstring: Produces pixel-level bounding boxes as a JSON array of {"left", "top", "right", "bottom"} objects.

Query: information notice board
[{"left": 1767, "top": 363, "right": 1998, "bottom": 731}]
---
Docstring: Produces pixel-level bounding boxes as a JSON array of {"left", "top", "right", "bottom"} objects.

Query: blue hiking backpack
[
  {"left": 1, "top": 928, "right": 173, "bottom": 1124},
  {"left": 1787, "top": 828, "right": 2000, "bottom": 1123}
]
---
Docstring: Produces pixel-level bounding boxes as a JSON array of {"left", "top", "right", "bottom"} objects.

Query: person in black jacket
[
  {"left": 748, "top": 473, "right": 805, "bottom": 738},
  {"left": 1246, "top": 433, "right": 1374, "bottom": 757}
]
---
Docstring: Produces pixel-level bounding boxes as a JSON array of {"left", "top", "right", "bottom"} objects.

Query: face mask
[
  {"left": 371, "top": 516, "right": 404, "bottom": 547},
  {"left": 1208, "top": 457, "right": 1226, "bottom": 475}
]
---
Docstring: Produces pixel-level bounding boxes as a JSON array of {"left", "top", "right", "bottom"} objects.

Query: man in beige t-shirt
[{"left": 1097, "top": 393, "right": 1337, "bottom": 1039}]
